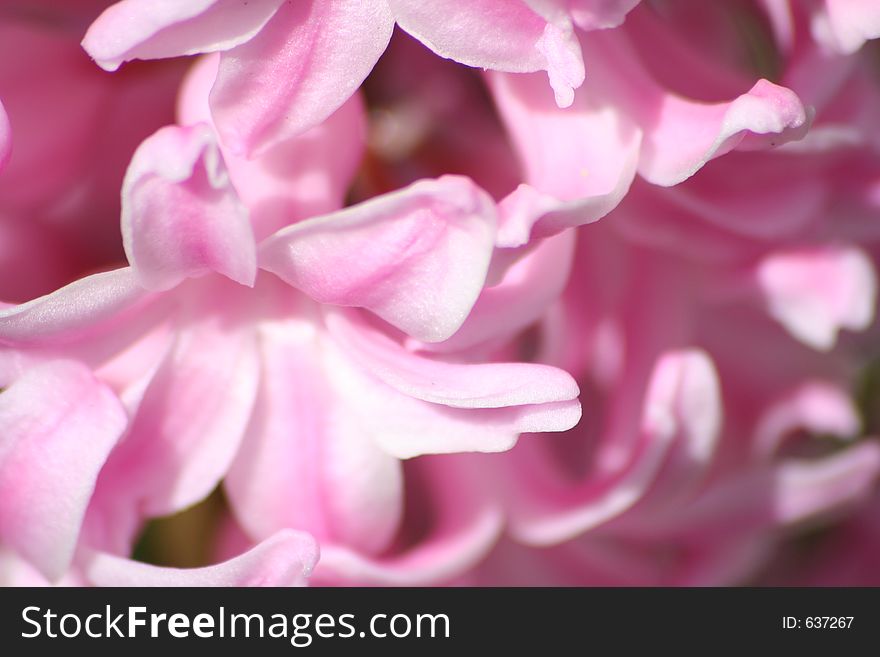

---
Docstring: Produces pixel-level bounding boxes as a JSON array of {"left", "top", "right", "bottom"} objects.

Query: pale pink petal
[
  {"left": 0, "top": 99, "right": 10, "bottom": 171},
  {"left": 319, "top": 310, "right": 580, "bottom": 459},
  {"left": 509, "top": 350, "right": 721, "bottom": 545},
  {"left": 313, "top": 455, "right": 504, "bottom": 585},
  {"left": 84, "top": 529, "right": 318, "bottom": 586},
  {"left": 0, "top": 361, "right": 127, "bottom": 580},
  {"left": 325, "top": 309, "right": 580, "bottom": 410},
  {"left": 636, "top": 78, "right": 811, "bottom": 186},
  {"left": 674, "top": 443, "right": 880, "bottom": 535},
  {"left": 0, "top": 268, "right": 155, "bottom": 349},
  {"left": 756, "top": 247, "right": 877, "bottom": 350},
  {"left": 309, "top": 320, "right": 578, "bottom": 459},
  {"left": 506, "top": 31, "right": 811, "bottom": 189},
  {"left": 812, "top": 0, "right": 880, "bottom": 54},
  {"left": 414, "top": 231, "right": 576, "bottom": 353},
  {"left": 488, "top": 70, "right": 641, "bottom": 245},
  {"left": 392, "top": 0, "right": 584, "bottom": 107},
  {"left": 753, "top": 383, "right": 861, "bottom": 458},
  {"left": 756, "top": 0, "right": 796, "bottom": 53},
  {"left": 122, "top": 123, "right": 256, "bottom": 291},
  {"left": 225, "top": 313, "right": 403, "bottom": 556},
  {"left": 773, "top": 443, "right": 880, "bottom": 525},
  {"left": 178, "top": 54, "right": 367, "bottom": 240},
  {"left": 89, "top": 281, "right": 260, "bottom": 532},
  {"left": 260, "top": 176, "right": 497, "bottom": 343},
  {"left": 82, "top": 0, "right": 285, "bottom": 71},
  {"left": 0, "top": 546, "right": 53, "bottom": 587},
  {"left": 210, "top": 0, "right": 393, "bottom": 155}
]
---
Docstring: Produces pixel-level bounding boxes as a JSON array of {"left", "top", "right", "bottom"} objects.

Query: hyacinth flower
[
  {"left": 0, "top": 63, "right": 583, "bottom": 584},
  {"left": 1, "top": 0, "right": 880, "bottom": 589}
]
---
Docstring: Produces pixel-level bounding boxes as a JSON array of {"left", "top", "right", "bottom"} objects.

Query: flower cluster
[{"left": 1, "top": 0, "right": 879, "bottom": 586}]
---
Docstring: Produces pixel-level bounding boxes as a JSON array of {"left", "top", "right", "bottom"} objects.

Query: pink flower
[
  {"left": 0, "top": 106, "right": 579, "bottom": 583},
  {"left": 82, "top": 0, "right": 642, "bottom": 154},
  {"left": 3, "top": 0, "right": 880, "bottom": 588}
]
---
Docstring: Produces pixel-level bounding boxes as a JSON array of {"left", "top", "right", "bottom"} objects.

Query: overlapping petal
[
  {"left": 121, "top": 123, "right": 257, "bottom": 290},
  {"left": 0, "top": 361, "right": 127, "bottom": 580},
  {"left": 260, "top": 176, "right": 498, "bottom": 343},
  {"left": 82, "top": 0, "right": 285, "bottom": 71}
]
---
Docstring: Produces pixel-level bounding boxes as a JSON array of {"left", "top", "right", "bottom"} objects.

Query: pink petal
[
  {"left": 225, "top": 311, "right": 404, "bottom": 556},
  {"left": 0, "top": 268, "right": 155, "bottom": 350},
  {"left": 0, "top": 361, "right": 127, "bottom": 580},
  {"left": 122, "top": 123, "right": 257, "bottom": 291},
  {"left": 636, "top": 78, "right": 811, "bottom": 186},
  {"left": 414, "top": 230, "right": 576, "bottom": 353},
  {"left": 487, "top": 70, "right": 641, "bottom": 245},
  {"left": 753, "top": 383, "right": 861, "bottom": 458},
  {"left": 210, "top": 0, "right": 393, "bottom": 155},
  {"left": 83, "top": 529, "right": 318, "bottom": 586},
  {"left": 260, "top": 176, "right": 498, "bottom": 343},
  {"left": 314, "top": 455, "right": 504, "bottom": 585},
  {"left": 0, "top": 99, "right": 10, "bottom": 171},
  {"left": 326, "top": 309, "right": 580, "bottom": 410},
  {"left": 509, "top": 350, "right": 721, "bottom": 545},
  {"left": 89, "top": 281, "right": 260, "bottom": 528},
  {"left": 178, "top": 54, "right": 367, "bottom": 240},
  {"left": 391, "top": 0, "right": 584, "bottom": 107},
  {"left": 812, "top": 0, "right": 880, "bottom": 54},
  {"left": 82, "top": 0, "right": 285, "bottom": 71},
  {"left": 756, "top": 246, "right": 877, "bottom": 350},
  {"left": 322, "top": 310, "right": 581, "bottom": 459},
  {"left": 495, "top": 31, "right": 810, "bottom": 190},
  {"left": 675, "top": 443, "right": 880, "bottom": 535}
]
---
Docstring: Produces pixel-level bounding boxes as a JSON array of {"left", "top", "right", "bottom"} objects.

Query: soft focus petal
[
  {"left": 122, "top": 123, "right": 257, "bottom": 291},
  {"left": 811, "top": 0, "right": 880, "bottom": 54},
  {"left": 753, "top": 383, "right": 861, "bottom": 458},
  {"left": 260, "top": 176, "right": 497, "bottom": 343},
  {"left": 178, "top": 53, "right": 367, "bottom": 239},
  {"left": 636, "top": 77, "right": 811, "bottom": 186},
  {"left": 89, "top": 281, "right": 260, "bottom": 529},
  {"left": 416, "top": 230, "right": 576, "bottom": 353},
  {"left": 210, "top": 0, "right": 393, "bottom": 155},
  {"left": 674, "top": 442, "right": 880, "bottom": 534},
  {"left": 0, "top": 361, "right": 127, "bottom": 580},
  {"left": 0, "top": 99, "right": 10, "bottom": 171},
  {"left": 225, "top": 314, "right": 404, "bottom": 556},
  {"left": 314, "top": 455, "right": 504, "bottom": 585},
  {"left": 488, "top": 70, "right": 641, "bottom": 245},
  {"left": 756, "top": 247, "right": 877, "bottom": 350},
  {"left": 82, "top": 0, "right": 285, "bottom": 71},
  {"left": 392, "top": 0, "right": 584, "bottom": 107},
  {"left": 510, "top": 349, "right": 721, "bottom": 545},
  {"left": 84, "top": 529, "right": 318, "bottom": 586},
  {"left": 566, "top": 0, "right": 641, "bottom": 30}
]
